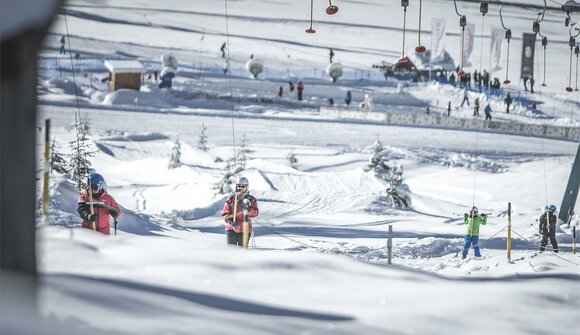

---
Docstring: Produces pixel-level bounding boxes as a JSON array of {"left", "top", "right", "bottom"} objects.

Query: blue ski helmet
[
  {"left": 547, "top": 204, "right": 557, "bottom": 212},
  {"left": 88, "top": 172, "right": 106, "bottom": 193}
]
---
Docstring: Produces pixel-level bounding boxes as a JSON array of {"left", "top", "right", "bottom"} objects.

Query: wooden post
[
  {"left": 387, "top": 225, "right": 393, "bottom": 264},
  {"left": 42, "top": 119, "right": 50, "bottom": 218},
  {"left": 242, "top": 206, "right": 249, "bottom": 249},
  {"left": 507, "top": 202, "right": 512, "bottom": 261},
  {"left": 573, "top": 226, "right": 576, "bottom": 254}
]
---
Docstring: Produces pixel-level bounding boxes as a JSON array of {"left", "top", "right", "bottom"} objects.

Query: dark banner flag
[{"left": 520, "top": 33, "right": 536, "bottom": 80}]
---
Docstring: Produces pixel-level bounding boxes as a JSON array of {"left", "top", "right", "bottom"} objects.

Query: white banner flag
[
  {"left": 489, "top": 27, "right": 503, "bottom": 72},
  {"left": 430, "top": 18, "right": 447, "bottom": 64},
  {"left": 462, "top": 23, "right": 476, "bottom": 67}
]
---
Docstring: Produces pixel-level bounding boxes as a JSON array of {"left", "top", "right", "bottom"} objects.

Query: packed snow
[{"left": 7, "top": 0, "right": 580, "bottom": 334}]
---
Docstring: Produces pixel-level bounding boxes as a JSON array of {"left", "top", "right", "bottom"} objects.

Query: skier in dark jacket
[
  {"left": 539, "top": 204, "right": 559, "bottom": 253},
  {"left": 345, "top": 90, "right": 352, "bottom": 106},
  {"left": 78, "top": 172, "right": 121, "bottom": 235},
  {"left": 297, "top": 81, "right": 304, "bottom": 101},
  {"left": 504, "top": 92, "right": 512, "bottom": 113},
  {"left": 220, "top": 42, "right": 226, "bottom": 58},
  {"left": 221, "top": 177, "right": 259, "bottom": 247}
]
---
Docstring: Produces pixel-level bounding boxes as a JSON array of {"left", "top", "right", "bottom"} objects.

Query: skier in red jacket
[
  {"left": 221, "top": 177, "right": 259, "bottom": 246},
  {"left": 77, "top": 172, "right": 121, "bottom": 235}
]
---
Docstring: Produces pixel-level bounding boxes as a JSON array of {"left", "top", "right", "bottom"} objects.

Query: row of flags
[{"left": 429, "top": 18, "right": 536, "bottom": 79}]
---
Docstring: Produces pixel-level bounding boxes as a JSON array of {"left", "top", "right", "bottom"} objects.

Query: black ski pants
[
  {"left": 540, "top": 230, "right": 559, "bottom": 252},
  {"left": 227, "top": 230, "right": 245, "bottom": 246}
]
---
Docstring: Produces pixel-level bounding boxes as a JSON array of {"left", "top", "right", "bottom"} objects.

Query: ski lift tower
[{"left": 560, "top": 143, "right": 580, "bottom": 225}]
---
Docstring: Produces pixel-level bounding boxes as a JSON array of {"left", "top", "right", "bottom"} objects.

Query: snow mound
[
  {"left": 103, "top": 89, "right": 173, "bottom": 108},
  {"left": 44, "top": 77, "right": 84, "bottom": 96}
]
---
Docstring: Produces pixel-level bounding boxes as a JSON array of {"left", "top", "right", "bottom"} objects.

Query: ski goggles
[
  {"left": 235, "top": 184, "right": 248, "bottom": 189},
  {"left": 90, "top": 182, "right": 104, "bottom": 192}
]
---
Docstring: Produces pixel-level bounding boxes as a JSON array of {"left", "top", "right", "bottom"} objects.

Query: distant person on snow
[
  {"left": 221, "top": 177, "right": 259, "bottom": 247},
  {"left": 473, "top": 97, "right": 480, "bottom": 116},
  {"left": 329, "top": 48, "right": 335, "bottom": 63},
  {"left": 360, "top": 94, "right": 372, "bottom": 111},
  {"left": 59, "top": 35, "right": 66, "bottom": 54},
  {"left": 220, "top": 42, "right": 227, "bottom": 58},
  {"left": 278, "top": 85, "right": 283, "bottom": 97},
  {"left": 77, "top": 172, "right": 121, "bottom": 235},
  {"left": 288, "top": 81, "right": 295, "bottom": 93},
  {"left": 504, "top": 92, "right": 512, "bottom": 113},
  {"left": 460, "top": 87, "right": 470, "bottom": 107},
  {"left": 447, "top": 101, "right": 451, "bottom": 117},
  {"left": 462, "top": 206, "right": 487, "bottom": 259},
  {"left": 345, "top": 90, "right": 352, "bottom": 106},
  {"left": 539, "top": 204, "right": 559, "bottom": 253},
  {"left": 297, "top": 81, "right": 304, "bottom": 101},
  {"left": 484, "top": 103, "right": 492, "bottom": 121}
]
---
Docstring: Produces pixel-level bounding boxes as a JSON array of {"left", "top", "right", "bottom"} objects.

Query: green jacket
[{"left": 464, "top": 214, "right": 487, "bottom": 236}]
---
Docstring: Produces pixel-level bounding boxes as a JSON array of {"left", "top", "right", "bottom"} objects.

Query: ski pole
[
  {"left": 87, "top": 176, "right": 96, "bottom": 231},
  {"left": 114, "top": 217, "right": 118, "bottom": 236}
]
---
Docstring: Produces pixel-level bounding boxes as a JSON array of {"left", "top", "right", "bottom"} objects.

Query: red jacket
[
  {"left": 221, "top": 193, "right": 259, "bottom": 233},
  {"left": 77, "top": 190, "right": 121, "bottom": 235}
]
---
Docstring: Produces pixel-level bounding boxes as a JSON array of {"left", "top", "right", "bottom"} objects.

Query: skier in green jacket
[{"left": 462, "top": 206, "right": 487, "bottom": 259}]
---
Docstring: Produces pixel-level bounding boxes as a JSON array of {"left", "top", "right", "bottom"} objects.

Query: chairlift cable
[
  {"left": 62, "top": 6, "right": 83, "bottom": 134},
  {"left": 224, "top": 0, "right": 238, "bottom": 170},
  {"left": 471, "top": 122, "right": 481, "bottom": 211}
]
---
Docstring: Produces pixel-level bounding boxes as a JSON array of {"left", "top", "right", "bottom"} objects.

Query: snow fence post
[
  {"left": 507, "top": 202, "right": 512, "bottom": 262},
  {"left": 573, "top": 226, "right": 576, "bottom": 254},
  {"left": 387, "top": 225, "right": 393, "bottom": 264}
]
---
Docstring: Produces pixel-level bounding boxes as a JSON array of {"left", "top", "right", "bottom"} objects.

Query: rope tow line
[{"left": 223, "top": 0, "right": 237, "bottom": 170}]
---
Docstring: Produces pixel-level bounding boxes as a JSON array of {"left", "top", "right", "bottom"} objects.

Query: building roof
[{"left": 104, "top": 60, "right": 145, "bottom": 73}]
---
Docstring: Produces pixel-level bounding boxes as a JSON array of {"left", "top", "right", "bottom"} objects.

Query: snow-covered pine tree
[
  {"left": 287, "top": 150, "right": 298, "bottom": 168},
  {"left": 365, "top": 136, "right": 392, "bottom": 181},
  {"left": 168, "top": 137, "right": 182, "bottom": 169},
  {"left": 237, "top": 134, "right": 253, "bottom": 171},
  {"left": 198, "top": 122, "right": 208, "bottom": 151},
  {"left": 50, "top": 138, "right": 68, "bottom": 175},
  {"left": 68, "top": 121, "right": 95, "bottom": 191},
  {"left": 213, "top": 153, "right": 240, "bottom": 194}
]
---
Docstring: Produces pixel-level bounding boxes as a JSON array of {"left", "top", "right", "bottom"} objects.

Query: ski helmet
[
  {"left": 236, "top": 176, "right": 249, "bottom": 190},
  {"left": 88, "top": 172, "right": 106, "bottom": 193},
  {"left": 547, "top": 204, "right": 557, "bottom": 212}
]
